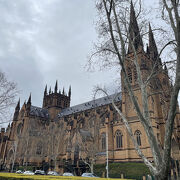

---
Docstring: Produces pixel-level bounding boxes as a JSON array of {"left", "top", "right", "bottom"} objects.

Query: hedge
[{"left": 94, "top": 162, "right": 151, "bottom": 179}]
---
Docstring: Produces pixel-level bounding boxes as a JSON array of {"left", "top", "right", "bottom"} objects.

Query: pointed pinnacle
[
  {"left": 149, "top": 23, "right": 158, "bottom": 60},
  {"left": 27, "top": 93, "right": 31, "bottom": 104},
  {"left": 62, "top": 87, "right": 65, "bottom": 95},
  {"left": 44, "top": 85, "right": 47, "bottom": 95},
  {"left": 16, "top": 98, "right": 20, "bottom": 110},
  {"left": 55, "top": 80, "right": 58, "bottom": 93},
  {"left": 49, "top": 87, "right": 51, "bottom": 94},
  {"left": 164, "top": 64, "right": 168, "bottom": 72},
  {"left": 68, "top": 85, "right": 71, "bottom": 97}
]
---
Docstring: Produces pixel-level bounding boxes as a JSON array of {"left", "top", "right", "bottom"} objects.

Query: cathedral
[{"left": 0, "top": 2, "right": 179, "bottom": 176}]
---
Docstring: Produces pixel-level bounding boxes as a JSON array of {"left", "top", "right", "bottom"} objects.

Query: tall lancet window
[
  {"left": 116, "top": 130, "right": 123, "bottom": 148},
  {"left": 135, "top": 130, "right": 141, "bottom": 146},
  {"left": 101, "top": 133, "right": 106, "bottom": 150},
  {"left": 127, "top": 68, "right": 132, "bottom": 83}
]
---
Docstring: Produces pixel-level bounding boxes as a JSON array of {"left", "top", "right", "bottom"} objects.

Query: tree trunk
[
  {"left": 154, "top": 168, "right": 171, "bottom": 180},
  {"left": 90, "top": 163, "right": 94, "bottom": 174}
]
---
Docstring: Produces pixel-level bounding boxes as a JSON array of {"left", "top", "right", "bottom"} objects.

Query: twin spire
[{"left": 128, "top": 1, "right": 160, "bottom": 63}]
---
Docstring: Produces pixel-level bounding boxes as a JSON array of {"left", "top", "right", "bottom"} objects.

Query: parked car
[
  {"left": 16, "top": 170, "right": 23, "bottom": 174},
  {"left": 63, "top": 172, "right": 74, "bottom": 176},
  {"left": 34, "top": 170, "right": 45, "bottom": 175},
  {"left": 23, "top": 171, "right": 34, "bottom": 175},
  {"left": 81, "top": 173, "right": 99, "bottom": 178},
  {"left": 47, "top": 171, "right": 59, "bottom": 176}
]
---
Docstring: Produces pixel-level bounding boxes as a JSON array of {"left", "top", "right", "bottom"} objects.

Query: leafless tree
[
  {"left": 76, "top": 129, "right": 98, "bottom": 174},
  {"left": 74, "top": 114, "right": 99, "bottom": 174},
  {"left": 89, "top": 0, "right": 180, "bottom": 179},
  {"left": 49, "top": 122, "right": 65, "bottom": 170},
  {"left": 0, "top": 71, "right": 18, "bottom": 123},
  {"left": 10, "top": 141, "right": 18, "bottom": 172}
]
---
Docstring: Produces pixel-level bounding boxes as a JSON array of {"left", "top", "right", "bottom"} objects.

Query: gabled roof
[
  {"left": 30, "top": 106, "right": 49, "bottom": 118},
  {"left": 58, "top": 93, "right": 121, "bottom": 118}
]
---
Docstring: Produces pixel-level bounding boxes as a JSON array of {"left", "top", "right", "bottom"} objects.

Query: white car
[
  {"left": 16, "top": 170, "right": 23, "bottom": 174},
  {"left": 23, "top": 171, "right": 34, "bottom": 175},
  {"left": 34, "top": 170, "right": 45, "bottom": 175},
  {"left": 63, "top": 172, "right": 74, "bottom": 176},
  {"left": 81, "top": 173, "right": 99, "bottom": 178},
  {"left": 47, "top": 171, "right": 59, "bottom": 176}
]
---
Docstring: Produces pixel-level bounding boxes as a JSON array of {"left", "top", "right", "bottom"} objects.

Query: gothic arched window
[
  {"left": 127, "top": 68, "right": 132, "bottom": 83},
  {"left": 101, "top": 133, "right": 106, "bottom": 150},
  {"left": 116, "top": 130, "right": 123, "bottom": 148},
  {"left": 135, "top": 130, "right": 141, "bottom": 146}
]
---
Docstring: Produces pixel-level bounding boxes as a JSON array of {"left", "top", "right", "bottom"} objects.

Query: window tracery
[
  {"left": 135, "top": 130, "right": 141, "bottom": 146},
  {"left": 115, "top": 130, "right": 123, "bottom": 148},
  {"left": 127, "top": 68, "right": 132, "bottom": 83}
]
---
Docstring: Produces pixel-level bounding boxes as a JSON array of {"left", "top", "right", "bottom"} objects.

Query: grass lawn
[{"left": 0, "top": 173, "right": 130, "bottom": 180}]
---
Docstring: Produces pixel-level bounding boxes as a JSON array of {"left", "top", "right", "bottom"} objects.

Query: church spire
[
  {"left": 128, "top": 1, "right": 143, "bottom": 53},
  {"left": 54, "top": 80, "right": 58, "bottom": 93},
  {"left": 149, "top": 23, "right": 158, "bottom": 60}
]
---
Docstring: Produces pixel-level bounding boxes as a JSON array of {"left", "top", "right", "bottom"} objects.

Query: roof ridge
[{"left": 58, "top": 92, "right": 121, "bottom": 118}]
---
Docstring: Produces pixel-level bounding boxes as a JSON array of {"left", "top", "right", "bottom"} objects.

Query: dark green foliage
[
  {"left": 94, "top": 162, "right": 151, "bottom": 179},
  {"left": 17, "top": 166, "right": 33, "bottom": 172}
]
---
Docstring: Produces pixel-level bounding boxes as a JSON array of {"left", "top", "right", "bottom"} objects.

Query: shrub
[{"left": 94, "top": 162, "right": 151, "bottom": 179}]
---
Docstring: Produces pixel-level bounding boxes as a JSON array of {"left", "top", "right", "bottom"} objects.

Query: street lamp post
[{"left": 105, "top": 118, "right": 109, "bottom": 178}]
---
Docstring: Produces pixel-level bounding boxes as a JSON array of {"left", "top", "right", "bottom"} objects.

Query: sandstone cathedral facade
[{"left": 0, "top": 3, "right": 180, "bottom": 175}]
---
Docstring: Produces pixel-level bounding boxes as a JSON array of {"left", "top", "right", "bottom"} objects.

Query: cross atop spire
[{"left": 128, "top": 1, "right": 143, "bottom": 53}]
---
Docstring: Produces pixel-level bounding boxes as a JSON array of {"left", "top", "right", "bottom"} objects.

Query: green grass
[{"left": 0, "top": 173, "right": 129, "bottom": 180}]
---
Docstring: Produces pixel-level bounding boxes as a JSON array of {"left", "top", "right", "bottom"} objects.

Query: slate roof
[
  {"left": 30, "top": 106, "right": 49, "bottom": 118},
  {"left": 58, "top": 93, "right": 121, "bottom": 118}
]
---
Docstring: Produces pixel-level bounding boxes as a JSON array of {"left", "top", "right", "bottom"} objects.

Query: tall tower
[
  {"left": 42, "top": 81, "right": 71, "bottom": 119},
  {"left": 121, "top": 2, "right": 180, "bottom": 155},
  {"left": 120, "top": 2, "right": 167, "bottom": 157}
]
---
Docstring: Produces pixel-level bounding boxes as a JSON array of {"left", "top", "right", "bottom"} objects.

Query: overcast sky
[
  {"left": 0, "top": 0, "right": 123, "bottom": 109},
  {"left": 1, "top": 0, "right": 176, "bottom": 119}
]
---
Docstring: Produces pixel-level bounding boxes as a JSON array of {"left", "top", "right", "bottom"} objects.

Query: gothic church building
[{"left": 0, "top": 2, "right": 179, "bottom": 175}]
